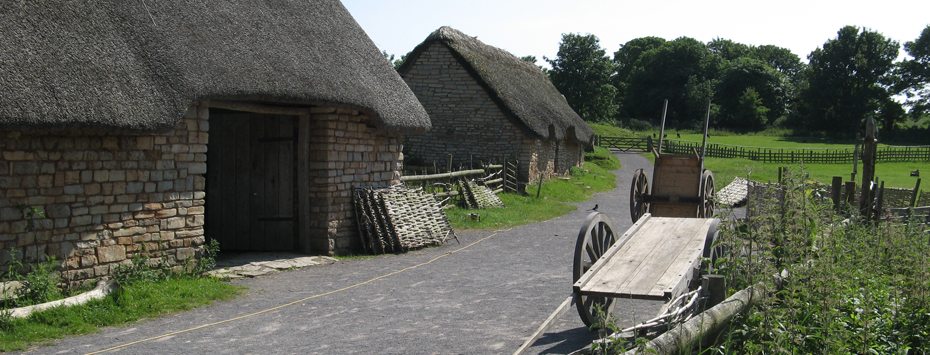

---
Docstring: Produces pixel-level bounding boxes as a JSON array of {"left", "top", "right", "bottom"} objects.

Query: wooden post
[
  {"left": 832, "top": 176, "right": 843, "bottom": 213},
  {"left": 875, "top": 181, "right": 885, "bottom": 223},
  {"left": 859, "top": 117, "right": 878, "bottom": 218},
  {"left": 700, "top": 99, "right": 711, "bottom": 173},
  {"left": 851, "top": 133, "right": 860, "bottom": 182},
  {"left": 845, "top": 181, "right": 857, "bottom": 211},
  {"left": 657, "top": 99, "right": 669, "bottom": 153},
  {"left": 702, "top": 274, "right": 726, "bottom": 308},
  {"left": 911, "top": 178, "right": 922, "bottom": 208}
]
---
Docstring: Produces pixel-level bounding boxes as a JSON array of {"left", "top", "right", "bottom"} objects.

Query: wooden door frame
[{"left": 207, "top": 101, "right": 313, "bottom": 253}]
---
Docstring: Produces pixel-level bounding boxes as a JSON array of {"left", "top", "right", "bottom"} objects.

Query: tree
[
  {"left": 707, "top": 38, "right": 752, "bottom": 61},
  {"left": 613, "top": 37, "right": 666, "bottom": 115},
  {"left": 794, "top": 26, "right": 901, "bottom": 135},
  {"left": 751, "top": 45, "right": 804, "bottom": 78},
  {"left": 716, "top": 57, "right": 788, "bottom": 129},
  {"left": 621, "top": 37, "right": 721, "bottom": 126},
  {"left": 896, "top": 25, "right": 930, "bottom": 119},
  {"left": 545, "top": 33, "right": 617, "bottom": 121}
]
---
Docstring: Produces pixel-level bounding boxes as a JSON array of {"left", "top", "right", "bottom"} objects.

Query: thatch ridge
[
  {"left": 397, "top": 26, "right": 593, "bottom": 144},
  {"left": 0, "top": 0, "right": 430, "bottom": 133}
]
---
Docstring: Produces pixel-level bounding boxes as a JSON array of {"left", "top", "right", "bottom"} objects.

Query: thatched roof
[
  {"left": 0, "top": 0, "right": 430, "bottom": 133},
  {"left": 397, "top": 26, "right": 593, "bottom": 144}
]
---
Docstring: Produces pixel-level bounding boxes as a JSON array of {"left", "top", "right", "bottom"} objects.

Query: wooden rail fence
[
  {"left": 400, "top": 164, "right": 506, "bottom": 206},
  {"left": 596, "top": 135, "right": 930, "bottom": 163}
]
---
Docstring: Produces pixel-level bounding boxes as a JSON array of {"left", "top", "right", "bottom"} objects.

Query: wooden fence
[
  {"left": 400, "top": 164, "right": 506, "bottom": 206},
  {"left": 595, "top": 136, "right": 651, "bottom": 152},
  {"left": 596, "top": 135, "right": 930, "bottom": 163}
]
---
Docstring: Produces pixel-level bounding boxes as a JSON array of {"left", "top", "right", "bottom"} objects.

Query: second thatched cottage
[{"left": 397, "top": 26, "right": 594, "bottom": 184}]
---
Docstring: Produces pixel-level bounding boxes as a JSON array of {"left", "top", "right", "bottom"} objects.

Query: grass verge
[
  {"left": 447, "top": 161, "right": 617, "bottom": 230},
  {"left": 0, "top": 276, "right": 242, "bottom": 352}
]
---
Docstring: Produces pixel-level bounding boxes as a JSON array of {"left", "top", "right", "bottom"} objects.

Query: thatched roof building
[
  {"left": 398, "top": 26, "right": 593, "bottom": 182},
  {"left": 0, "top": 0, "right": 430, "bottom": 133},
  {"left": 398, "top": 26, "right": 591, "bottom": 143},
  {"left": 0, "top": 0, "right": 431, "bottom": 284}
]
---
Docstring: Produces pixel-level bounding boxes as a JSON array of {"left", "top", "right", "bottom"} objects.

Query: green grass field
[
  {"left": 611, "top": 125, "right": 928, "bottom": 189},
  {"left": 641, "top": 153, "right": 925, "bottom": 190}
]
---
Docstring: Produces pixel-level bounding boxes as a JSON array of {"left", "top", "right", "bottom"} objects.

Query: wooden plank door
[{"left": 206, "top": 110, "right": 297, "bottom": 251}]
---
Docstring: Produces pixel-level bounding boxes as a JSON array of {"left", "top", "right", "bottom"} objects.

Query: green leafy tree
[
  {"left": 896, "top": 25, "right": 930, "bottom": 119},
  {"left": 716, "top": 57, "right": 788, "bottom": 129},
  {"left": 613, "top": 37, "right": 666, "bottom": 116},
  {"left": 707, "top": 38, "right": 752, "bottom": 61},
  {"left": 751, "top": 45, "right": 804, "bottom": 78},
  {"left": 622, "top": 37, "right": 721, "bottom": 126},
  {"left": 545, "top": 33, "right": 618, "bottom": 121},
  {"left": 794, "top": 26, "right": 901, "bottom": 135},
  {"left": 735, "top": 87, "right": 770, "bottom": 129}
]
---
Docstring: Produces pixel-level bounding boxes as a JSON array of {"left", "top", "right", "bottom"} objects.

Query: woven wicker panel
[
  {"left": 354, "top": 186, "right": 456, "bottom": 253},
  {"left": 467, "top": 181, "right": 505, "bottom": 208},
  {"left": 882, "top": 187, "right": 920, "bottom": 208}
]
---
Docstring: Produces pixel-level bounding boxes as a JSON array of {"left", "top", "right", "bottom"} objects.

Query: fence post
[
  {"left": 832, "top": 176, "right": 843, "bottom": 213},
  {"left": 911, "top": 178, "right": 922, "bottom": 208}
]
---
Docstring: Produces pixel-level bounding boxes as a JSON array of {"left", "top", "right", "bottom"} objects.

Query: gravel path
[{"left": 20, "top": 152, "right": 659, "bottom": 355}]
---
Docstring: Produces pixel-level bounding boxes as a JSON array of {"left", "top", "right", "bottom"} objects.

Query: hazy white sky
[{"left": 342, "top": 0, "right": 929, "bottom": 66}]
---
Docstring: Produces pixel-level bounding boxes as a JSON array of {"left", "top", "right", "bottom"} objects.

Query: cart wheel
[
  {"left": 629, "top": 169, "right": 650, "bottom": 223},
  {"left": 574, "top": 212, "right": 617, "bottom": 328},
  {"left": 700, "top": 170, "right": 715, "bottom": 218},
  {"left": 701, "top": 219, "right": 721, "bottom": 274}
]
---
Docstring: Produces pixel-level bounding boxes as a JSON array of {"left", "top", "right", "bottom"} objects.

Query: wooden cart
[
  {"left": 515, "top": 101, "right": 720, "bottom": 355},
  {"left": 514, "top": 213, "right": 720, "bottom": 355},
  {"left": 630, "top": 100, "right": 715, "bottom": 222}
]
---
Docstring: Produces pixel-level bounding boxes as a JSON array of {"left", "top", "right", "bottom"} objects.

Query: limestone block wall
[
  {"left": 304, "top": 108, "right": 403, "bottom": 254},
  {"left": 0, "top": 104, "right": 208, "bottom": 286},
  {"left": 401, "top": 42, "right": 524, "bottom": 168},
  {"left": 556, "top": 139, "right": 585, "bottom": 174}
]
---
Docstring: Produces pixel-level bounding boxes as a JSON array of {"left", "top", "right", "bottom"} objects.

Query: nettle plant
[{"left": 710, "top": 167, "right": 930, "bottom": 354}]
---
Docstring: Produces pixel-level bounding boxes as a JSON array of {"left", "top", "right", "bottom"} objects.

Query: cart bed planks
[{"left": 573, "top": 215, "right": 717, "bottom": 301}]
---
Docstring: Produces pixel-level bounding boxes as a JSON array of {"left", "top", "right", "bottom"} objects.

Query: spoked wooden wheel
[
  {"left": 629, "top": 169, "right": 650, "bottom": 222},
  {"left": 700, "top": 170, "right": 715, "bottom": 218},
  {"left": 574, "top": 212, "right": 618, "bottom": 328}
]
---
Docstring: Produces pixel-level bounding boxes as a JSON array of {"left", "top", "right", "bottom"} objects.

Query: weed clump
[{"left": 710, "top": 167, "right": 930, "bottom": 354}]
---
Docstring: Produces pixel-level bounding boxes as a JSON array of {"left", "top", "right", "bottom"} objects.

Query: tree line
[{"left": 540, "top": 25, "right": 930, "bottom": 137}]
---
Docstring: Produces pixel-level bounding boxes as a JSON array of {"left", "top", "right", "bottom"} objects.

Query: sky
[{"left": 342, "top": 0, "right": 929, "bottom": 67}]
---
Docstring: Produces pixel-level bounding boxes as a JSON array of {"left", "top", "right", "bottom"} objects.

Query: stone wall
[
  {"left": 402, "top": 42, "right": 525, "bottom": 168},
  {"left": 0, "top": 103, "right": 405, "bottom": 284},
  {"left": 304, "top": 107, "right": 403, "bottom": 254},
  {"left": 401, "top": 42, "right": 585, "bottom": 184},
  {"left": 0, "top": 104, "right": 209, "bottom": 286}
]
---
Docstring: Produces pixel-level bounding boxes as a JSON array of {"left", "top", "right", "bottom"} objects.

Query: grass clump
[
  {"left": 585, "top": 146, "right": 621, "bottom": 170},
  {"left": 709, "top": 167, "right": 930, "bottom": 354},
  {"left": 447, "top": 161, "right": 616, "bottom": 230},
  {"left": 0, "top": 240, "right": 242, "bottom": 352}
]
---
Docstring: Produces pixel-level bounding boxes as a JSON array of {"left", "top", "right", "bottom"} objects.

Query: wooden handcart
[
  {"left": 515, "top": 101, "right": 720, "bottom": 355},
  {"left": 630, "top": 100, "right": 715, "bottom": 222}
]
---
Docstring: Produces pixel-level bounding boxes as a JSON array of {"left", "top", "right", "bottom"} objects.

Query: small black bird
[
  {"left": 590, "top": 204, "right": 599, "bottom": 211},
  {"left": 676, "top": 133, "right": 680, "bottom": 139},
  {"left": 911, "top": 169, "right": 920, "bottom": 177}
]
